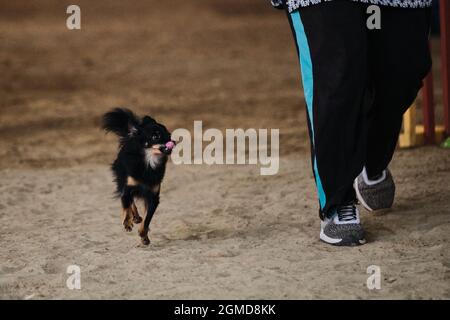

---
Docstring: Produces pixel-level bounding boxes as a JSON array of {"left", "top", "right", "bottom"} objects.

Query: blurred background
[
  {"left": 0, "top": 0, "right": 446, "bottom": 169},
  {"left": 0, "top": 0, "right": 308, "bottom": 169}
]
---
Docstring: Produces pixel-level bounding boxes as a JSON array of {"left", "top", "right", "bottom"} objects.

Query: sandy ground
[
  {"left": 1, "top": 150, "right": 449, "bottom": 299},
  {"left": 0, "top": 0, "right": 449, "bottom": 299}
]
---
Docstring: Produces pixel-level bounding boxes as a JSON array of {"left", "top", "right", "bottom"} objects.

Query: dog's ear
[
  {"left": 141, "top": 116, "right": 156, "bottom": 126},
  {"left": 102, "top": 108, "right": 140, "bottom": 138}
]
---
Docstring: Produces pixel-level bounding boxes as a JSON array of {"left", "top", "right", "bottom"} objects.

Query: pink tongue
[{"left": 165, "top": 141, "right": 175, "bottom": 150}]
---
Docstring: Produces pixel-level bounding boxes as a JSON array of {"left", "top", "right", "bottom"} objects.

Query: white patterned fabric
[
  {"left": 271, "top": 0, "right": 285, "bottom": 8},
  {"left": 272, "top": 0, "right": 433, "bottom": 12}
]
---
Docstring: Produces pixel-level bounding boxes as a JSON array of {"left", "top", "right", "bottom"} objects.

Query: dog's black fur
[{"left": 102, "top": 108, "right": 174, "bottom": 245}]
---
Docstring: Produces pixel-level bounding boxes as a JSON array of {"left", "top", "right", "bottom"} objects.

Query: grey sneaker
[
  {"left": 320, "top": 204, "right": 366, "bottom": 246},
  {"left": 353, "top": 167, "right": 395, "bottom": 212}
]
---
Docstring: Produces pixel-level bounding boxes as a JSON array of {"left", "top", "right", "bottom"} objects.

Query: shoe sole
[
  {"left": 320, "top": 229, "right": 366, "bottom": 246},
  {"left": 353, "top": 179, "right": 394, "bottom": 212},
  {"left": 353, "top": 179, "right": 375, "bottom": 212}
]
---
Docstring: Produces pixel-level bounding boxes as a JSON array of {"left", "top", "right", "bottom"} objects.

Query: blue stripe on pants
[{"left": 290, "top": 10, "right": 327, "bottom": 210}]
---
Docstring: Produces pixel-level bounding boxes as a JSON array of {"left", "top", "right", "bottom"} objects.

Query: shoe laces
[{"left": 337, "top": 203, "right": 357, "bottom": 222}]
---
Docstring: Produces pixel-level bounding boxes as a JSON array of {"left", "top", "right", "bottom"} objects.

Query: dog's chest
[{"left": 144, "top": 149, "right": 163, "bottom": 170}]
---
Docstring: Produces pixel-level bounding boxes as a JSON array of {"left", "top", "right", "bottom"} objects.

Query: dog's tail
[{"left": 102, "top": 108, "right": 140, "bottom": 138}]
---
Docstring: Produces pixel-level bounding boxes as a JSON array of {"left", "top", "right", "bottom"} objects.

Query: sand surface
[
  {"left": 0, "top": 150, "right": 449, "bottom": 299},
  {"left": 0, "top": 0, "right": 449, "bottom": 299}
]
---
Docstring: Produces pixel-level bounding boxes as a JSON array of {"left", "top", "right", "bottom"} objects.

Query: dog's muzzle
[{"left": 159, "top": 140, "right": 176, "bottom": 155}]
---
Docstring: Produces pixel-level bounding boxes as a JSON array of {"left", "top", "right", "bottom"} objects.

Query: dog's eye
[{"left": 152, "top": 132, "right": 161, "bottom": 141}]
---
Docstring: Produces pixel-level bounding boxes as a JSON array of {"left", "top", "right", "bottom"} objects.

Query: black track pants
[{"left": 287, "top": 2, "right": 431, "bottom": 218}]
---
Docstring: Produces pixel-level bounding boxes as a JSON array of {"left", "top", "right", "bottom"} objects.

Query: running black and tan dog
[{"left": 102, "top": 108, "right": 175, "bottom": 245}]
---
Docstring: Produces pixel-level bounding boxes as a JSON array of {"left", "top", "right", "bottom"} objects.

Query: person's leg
[
  {"left": 287, "top": 1, "right": 369, "bottom": 218},
  {"left": 354, "top": 6, "right": 432, "bottom": 212},
  {"left": 365, "top": 7, "right": 432, "bottom": 177}
]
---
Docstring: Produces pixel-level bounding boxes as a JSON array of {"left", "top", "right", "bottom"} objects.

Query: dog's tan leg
[
  {"left": 126, "top": 177, "right": 143, "bottom": 225},
  {"left": 138, "top": 227, "right": 150, "bottom": 245},
  {"left": 122, "top": 207, "right": 134, "bottom": 232},
  {"left": 138, "top": 201, "right": 150, "bottom": 245},
  {"left": 131, "top": 202, "right": 142, "bottom": 224}
]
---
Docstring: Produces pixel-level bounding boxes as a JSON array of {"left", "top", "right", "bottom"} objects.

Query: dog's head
[
  {"left": 102, "top": 108, "right": 176, "bottom": 157},
  {"left": 139, "top": 115, "right": 175, "bottom": 156}
]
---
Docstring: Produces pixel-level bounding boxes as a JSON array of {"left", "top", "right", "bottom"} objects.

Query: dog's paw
[
  {"left": 133, "top": 215, "right": 143, "bottom": 224},
  {"left": 140, "top": 236, "right": 150, "bottom": 245},
  {"left": 123, "top": 221, "right": 133, "bottom": 232}
]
